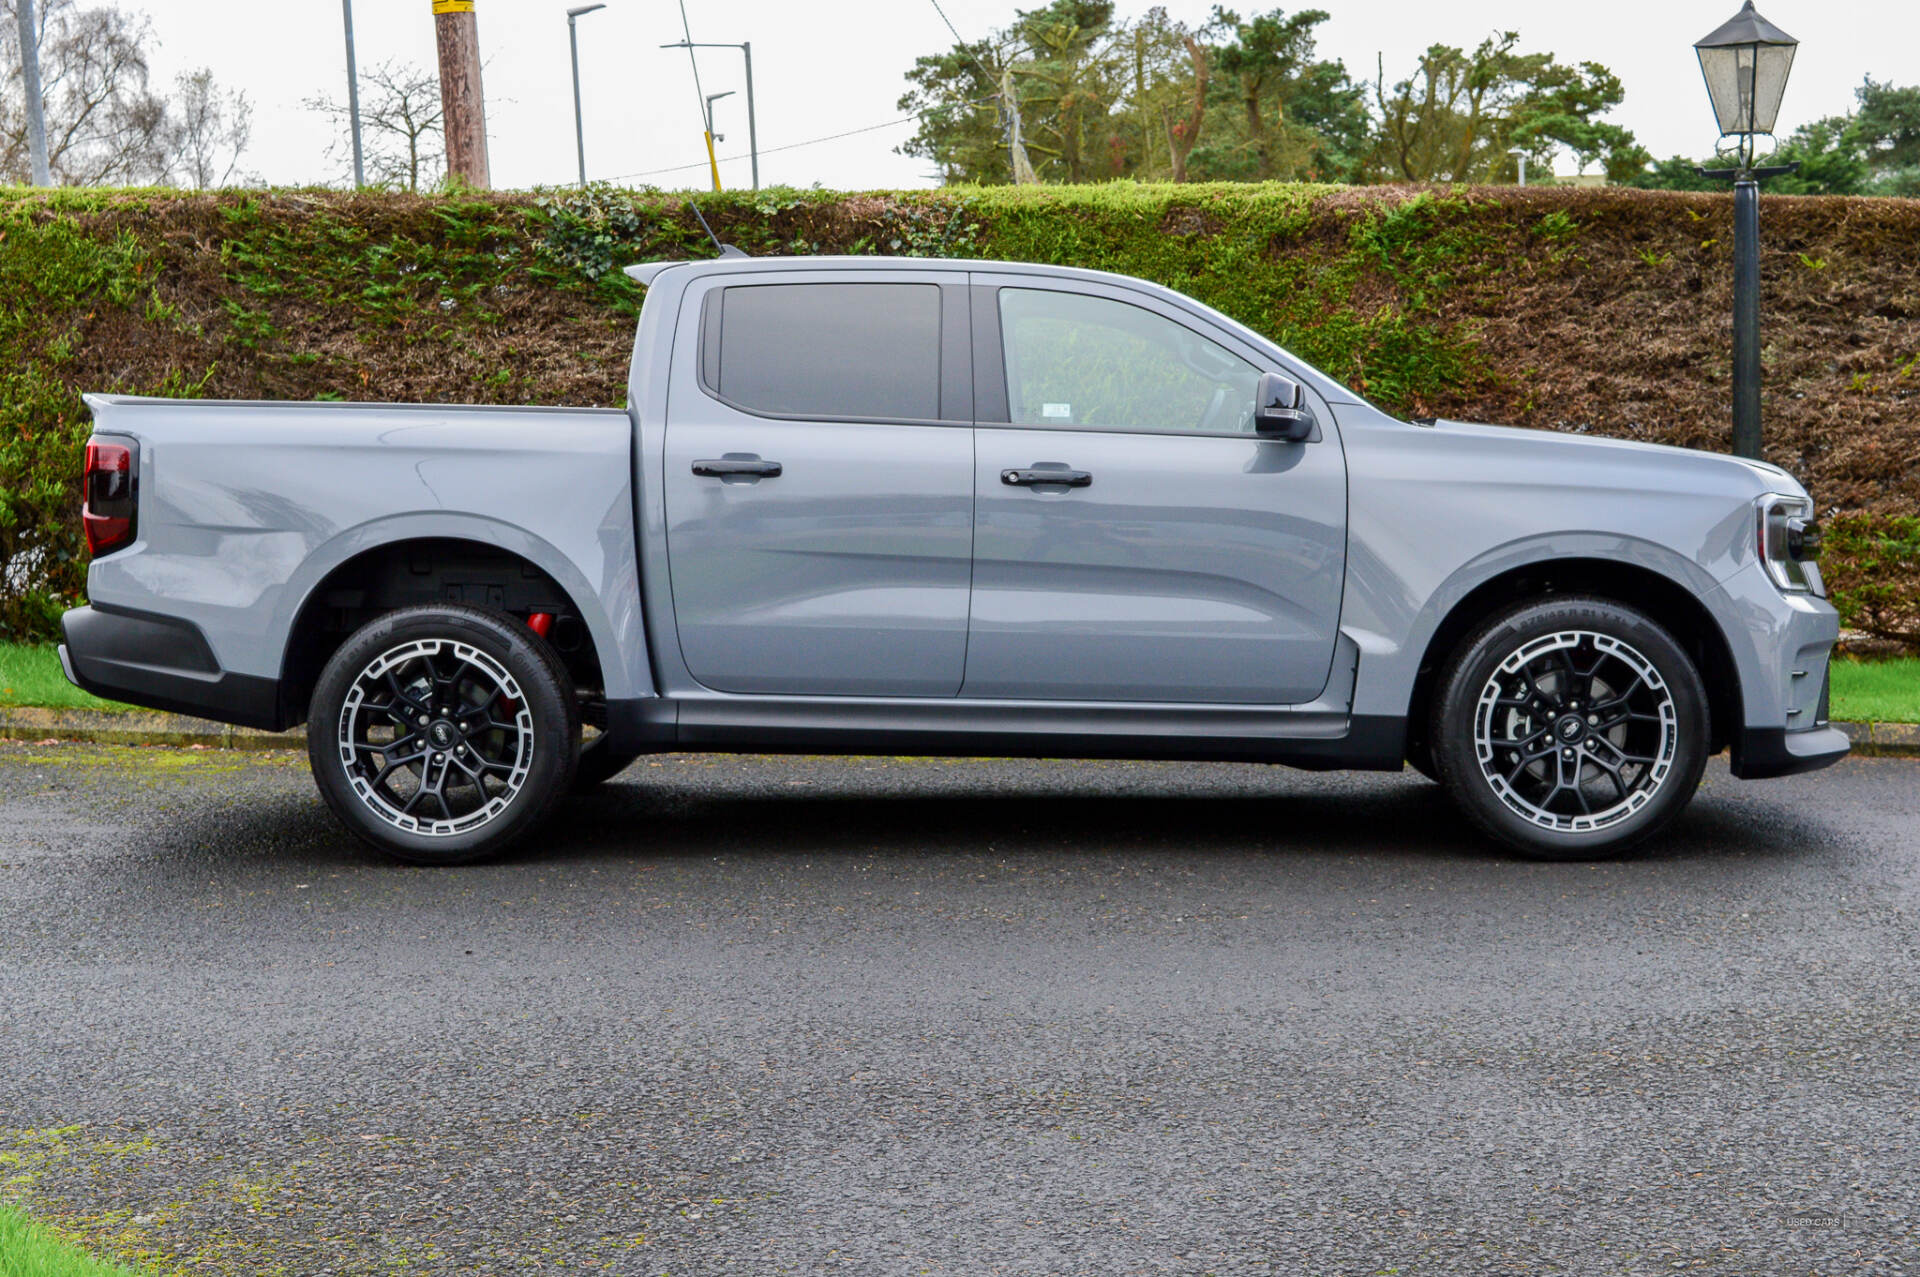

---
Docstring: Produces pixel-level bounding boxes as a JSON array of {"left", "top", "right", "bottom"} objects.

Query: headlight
[{"left": 1756, "top": 493, "right": 1824, "bottom": 597}]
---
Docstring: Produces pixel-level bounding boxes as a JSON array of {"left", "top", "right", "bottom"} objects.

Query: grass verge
[
  {"left": 0, "top": 644, "right": 126, "bottom": 712},
  {"left": 1829, "top": 657, "right": 1920, "bottom": 725},
  {"left": 0, "top": 1204, "right": 143, "bottom": 1277}
]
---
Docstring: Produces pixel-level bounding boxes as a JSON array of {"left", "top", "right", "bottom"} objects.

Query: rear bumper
[
  {"left": 1728, "top": 725, "right": 1851, "bottom": 779},
  {"left": 60, "top": 604, "right": 286, "bottom": 730}
]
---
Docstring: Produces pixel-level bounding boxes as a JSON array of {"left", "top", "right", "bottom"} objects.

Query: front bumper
[
  {"left": 1728, "top": 724, "right": 1851, "bottom": 779},
  {"left": 61, "top": 604, "right": 285, "bottom": 730},
  {"left": 1710, "top": 562, "right": 1848, "bottom": 780}
]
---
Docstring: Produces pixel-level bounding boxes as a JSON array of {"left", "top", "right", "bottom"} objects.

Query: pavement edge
[{"left": 0, "top": 707, "right": 305, "bottom": 751}]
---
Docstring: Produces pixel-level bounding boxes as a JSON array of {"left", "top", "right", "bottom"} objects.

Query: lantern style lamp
[
  {"left": 1693, "top": 2, "right": 1799, "bottom": 461},
  {"left": 1695, "top": 1, "right": 1799, "bottom": 173}
]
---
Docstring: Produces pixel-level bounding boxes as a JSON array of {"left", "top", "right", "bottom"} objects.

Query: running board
[{"left": 605, "top": 694, "right": 1405, "bottom": 771}]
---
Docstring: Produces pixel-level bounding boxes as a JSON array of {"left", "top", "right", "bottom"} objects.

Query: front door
[
  {"left": 964, "top": 280, "right": 1347, "bottom": 704},
  {"left": 663, "top": 274, "right": 975, "bottom": 697}
]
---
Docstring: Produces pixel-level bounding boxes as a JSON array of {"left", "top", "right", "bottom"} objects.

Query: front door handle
[
  {"left": 692, "top": 458, "right": 783, "bottom": 479},
  {"left": 1002, "top": 467, "right": 1092, "bottom": 488}
]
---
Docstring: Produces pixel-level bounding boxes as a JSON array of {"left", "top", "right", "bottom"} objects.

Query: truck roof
[
  {"left": 623, "top": 255, "right": 1370, "bottom": 407},
  {"left": 623, "top": 255, "right": 1156, "bottom": 292}
]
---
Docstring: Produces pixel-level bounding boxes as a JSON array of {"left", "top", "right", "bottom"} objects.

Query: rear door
[
  {"left": 964, "top": 276, "right": 1347, "bottom": 704},
  {"left": 663, "top": 271, "right": 974, "bottom": 697}
]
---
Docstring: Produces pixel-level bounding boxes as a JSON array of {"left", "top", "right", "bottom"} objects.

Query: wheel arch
[
  {"left": 1402, "top": 557, "right": 1742, "bottom": 774},
  {"left": 275, "top": 525, "right": 635, "bottom": 727}
]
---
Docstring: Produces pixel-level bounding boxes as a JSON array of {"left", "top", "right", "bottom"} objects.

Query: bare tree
[
  {"left": 307, "top": 59, "right": 444, "bottom": 192},
  {"left": 0, "top": 0, "right": 175, "bottom": 184},
  {"left": 169, "top": 66, "right": 250, "bottom": 188}
]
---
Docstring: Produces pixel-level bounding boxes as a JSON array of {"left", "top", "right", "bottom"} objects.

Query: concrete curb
[
  {"left": 0, "top": 707, "right": 305, "bottom": 751},
  {"left": 2, "top": 707, "right": 1917, "bottom": 758},
  {"left": 1836, "top": 720, "right": 1920, "bottom": 757}
]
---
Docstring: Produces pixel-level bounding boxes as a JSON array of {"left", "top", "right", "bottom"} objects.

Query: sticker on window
[{"left": 1041, "top": 403, "right": 1072, "bottom": 419}]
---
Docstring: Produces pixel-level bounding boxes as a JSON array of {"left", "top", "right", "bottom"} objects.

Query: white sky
[{"left": 119, "top": 0, "right": 1917, "bottom": 191}]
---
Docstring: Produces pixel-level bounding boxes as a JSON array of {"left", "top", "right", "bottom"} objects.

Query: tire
[
  {"left": 1430, "top": 596, "right": 1709, "bottom": 860},
  {"left": 307, "top": 605, "right": 580, "bottom": 865},
  {"left": 572, "top": 733, "right": 641, "bottom": 793}
]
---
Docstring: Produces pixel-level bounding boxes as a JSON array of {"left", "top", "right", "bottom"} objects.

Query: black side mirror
[{"left": 1253, "top": 372, "right": 1314, "bottom": 441}]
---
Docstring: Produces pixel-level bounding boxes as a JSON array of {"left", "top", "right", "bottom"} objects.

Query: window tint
[
  {"left": 999, "top": 288, "right": 1262, "bottom": 434},
  {"left": 716, "top": 283, "right": 942, "bottom": 420}
]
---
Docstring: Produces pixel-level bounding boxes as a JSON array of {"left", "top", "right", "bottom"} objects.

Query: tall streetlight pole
[
  {"left": 662, "top": 40, "right": 759, "bottom": 190},
  {"left": 15, "top": 0, "right": 52, "bottom": 186},
  {"left": 341, "top": 0, "right": 366, "bottom": 188},
  {"left": 1693, "top": 1, "right": 1800, "bottom": 461},
  {"left": 740, "top": 43, "right": 757, "bottom": 192},
  {"left": 566, "top": 4, "right": 606, "bottom": 187},
  {"left": 704, "top": 90, "right": 734, "bottom": 192}
]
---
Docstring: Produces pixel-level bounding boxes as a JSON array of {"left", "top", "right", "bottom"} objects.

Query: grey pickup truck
[{"left": 63, "top": 254, "right": 1845, "bottom": 864}]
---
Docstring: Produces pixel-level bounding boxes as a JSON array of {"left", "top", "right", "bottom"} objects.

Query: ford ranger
[{"left": 62, "top": 255, "right": 1846, "bottom": 863}]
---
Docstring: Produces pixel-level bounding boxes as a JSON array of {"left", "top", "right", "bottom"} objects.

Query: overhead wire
[
  {"left": 615, "top": 1, "right": 1000, "bottom": 187},
  {"left": 604, "top": 95, "right": 996, "bottom": 184},
  {"left": 925, "top": 0, "right": 1002, "bottom": 88},
  {"left": 923, "top": 0, "right": 1013, "bottom": 178},
  {"left": 675, "top": 0, "right": 707, "bottom": 128}
]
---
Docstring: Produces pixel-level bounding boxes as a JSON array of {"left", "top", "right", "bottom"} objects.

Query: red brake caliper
[{"left": 502, "top": 613, "right": 554, "bottom": 718}]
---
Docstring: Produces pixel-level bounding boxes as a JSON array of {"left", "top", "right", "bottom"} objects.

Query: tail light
[{"left": 83, "top": 440, "right": 137, "bottom": 557}]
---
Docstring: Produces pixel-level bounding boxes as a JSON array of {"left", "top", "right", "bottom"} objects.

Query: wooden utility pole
[{"left": 431, "top": 0, "right": 490, "bottom": 189}]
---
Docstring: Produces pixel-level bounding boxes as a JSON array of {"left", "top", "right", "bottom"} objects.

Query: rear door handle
[
  {"left": 1002, "top": 467, "right": 1092, "bottom": 488},
  {"left": 692, "top": 458, "right": 783, "bottom": 478}
]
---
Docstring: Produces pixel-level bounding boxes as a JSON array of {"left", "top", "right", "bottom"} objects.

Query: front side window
[
  {"left": 999, "top": 288, "right": 1262, "bottom": 434},
  {"left": 714, "top": 282, "right": 942, "bottom": 421}
]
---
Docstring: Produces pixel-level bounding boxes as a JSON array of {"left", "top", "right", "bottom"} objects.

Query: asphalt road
[{"left": 1, "top": 742, "right": 1916, "bottom": 1276}]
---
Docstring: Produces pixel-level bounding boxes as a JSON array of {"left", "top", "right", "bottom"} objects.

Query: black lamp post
[{"left": 1693, "top": 1, "right": 1799, "bottom": 461}]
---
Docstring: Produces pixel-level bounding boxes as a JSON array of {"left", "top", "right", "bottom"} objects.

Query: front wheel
[
  {"left": 1431, "top": 596, "right": 1710, "bottom": 860},
  {"left": 308, "top": 605, "right": 580, "bottom": 865}
]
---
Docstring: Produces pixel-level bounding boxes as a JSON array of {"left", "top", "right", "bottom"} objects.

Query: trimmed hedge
[
  {"left": 1826, "top": 515, "right": 1920, "bottom": 646},
  {"left": 1, "top": 182, "right": 1916, "bottom": 646}
]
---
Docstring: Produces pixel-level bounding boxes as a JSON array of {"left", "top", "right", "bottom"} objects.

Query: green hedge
[
  {"left": 1826, "top": 515, "right": 1920, "bottom": 646},
  {"left": 1, "top": 182, "right": 1916, "bottom": 646}
]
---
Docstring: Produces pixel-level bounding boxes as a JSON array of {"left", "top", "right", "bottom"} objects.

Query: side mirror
[{"left": 1253, "top": 372, "right": 1314, "bottom": 441}]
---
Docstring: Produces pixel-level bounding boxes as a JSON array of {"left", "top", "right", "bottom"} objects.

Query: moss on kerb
[{"left": 0, "top": 740, "right": 300, "bottom": 772}]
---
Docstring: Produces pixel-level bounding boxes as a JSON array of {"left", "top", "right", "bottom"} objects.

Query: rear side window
[{"left": 712, "top": 283, "right": 942, "bottom": 421}]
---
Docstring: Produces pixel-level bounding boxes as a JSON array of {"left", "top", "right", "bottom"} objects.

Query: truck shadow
[
  {"left": 509, "top": 758, "right": 1836, "bottom": 870},
  {"left": 539, "top": 769, "right": 1491, "bottom": 864},
  {"left": 103, "top": 755, "right": 1838, "bottom": 874}
]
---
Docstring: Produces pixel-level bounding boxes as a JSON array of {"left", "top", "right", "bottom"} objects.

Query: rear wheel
[
  {"left": 308, "top": 605, "right": 579, "bottom": 865},
  {"left": 1431, "top": 596, "right": 1709, "bottom": 860}
]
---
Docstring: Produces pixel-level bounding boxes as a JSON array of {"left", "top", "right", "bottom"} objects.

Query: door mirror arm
[{"left": 1253, "top": 372, "right": 1315, "bottom": 442}]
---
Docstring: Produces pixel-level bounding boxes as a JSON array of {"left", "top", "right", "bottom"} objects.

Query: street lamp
[
  {"left": 1695, "top": 1, "right": 1797, "bottom": 173},
  {"left": 704, "top": 89, "right": 734, "bottom": 191},
  {"left": 1693, "top": 1, "right": 1800, "bottom": 461},
  {"left": 340, "top": 0, "right": 365, "bottom": 188},
  {"left": 566, "top": 4, "right": 606, "bottom": 187},
  {"left": 663, "top": 40, "right": 760, "bottom": 190}
]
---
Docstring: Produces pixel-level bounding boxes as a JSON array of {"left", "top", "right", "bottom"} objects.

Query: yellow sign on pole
[{"left": 432, "top": 0, "right": 474, "bottom": 13}]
